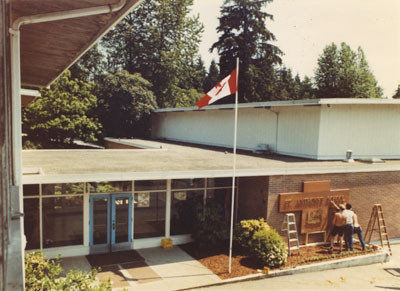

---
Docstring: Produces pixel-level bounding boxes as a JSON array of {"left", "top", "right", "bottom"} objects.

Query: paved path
[
  {"left": 60, "top": 247, "right": 222, "bottom": 291},
  {"left": 60, "top": 245, "right": 399, "bottom": 290},
  {"left": 194, "top": 245, "right": 400, "bottom": 291}
]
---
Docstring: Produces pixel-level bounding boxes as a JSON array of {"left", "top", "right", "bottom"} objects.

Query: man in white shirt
[{"left": 342, "top": 203, "right": 355, "bottom": 251}]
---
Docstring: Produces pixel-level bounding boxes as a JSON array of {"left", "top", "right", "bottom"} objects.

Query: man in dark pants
[
  {"left": 353, "top": 210, "right": 366, "bottom": 251},
  {"left": 343, "top": 203, "right": 355, "bottom": 251},
  {"left": 329, "top": 203, "right": 346, "bottom": 254}
]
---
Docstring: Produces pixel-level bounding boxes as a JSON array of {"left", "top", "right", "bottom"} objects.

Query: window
[
  {"left": 24, "top": 198, "right": 40, "bottom": 250},
  {"left": 170, "top": 190, "right": 203, "bottom": 235},
  {"left": 42, "top": 196, "right": 83, "bottom": 248},
  {"left": 135, "top": 180, "right": 166, "bottom": 191},
  {"left": 134, "top": 192, "right": 165, "bottom": 238},
  {"left": 42, "top": 183, "right": 84, "bottom": 196},
  {"left": 89, "top": 181, "right": 132, "bottom": 194},
  {"left": 172, "top": 179, "right": 204, "bottom": 190}
]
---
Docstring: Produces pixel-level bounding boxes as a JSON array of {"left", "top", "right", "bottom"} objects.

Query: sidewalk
[
  {"left": 60, "top": 245, "right": 393, "bottom": 291},
  {"left": 60, "top": 247, "right": 222, "bottom": 291}
]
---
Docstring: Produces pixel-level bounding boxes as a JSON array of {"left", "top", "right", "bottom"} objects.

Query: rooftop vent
[
  {"left": 253, "top": 144, "right": 271, "bottom": 155},
  {"left": 344, "top": 150, "right": 354, "bottom": 163}
]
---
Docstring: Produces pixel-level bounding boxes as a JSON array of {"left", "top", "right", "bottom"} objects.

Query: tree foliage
[
  {"left": 23, "top": 71, "right": 101, "bottom": 148},
  {"left": 273, "top": 67, "right": 316, "bottom": 100},
  {"left": 392, "top": 84, "right": 400, "bottom": 99},
  {"left": 203, "top": 60, "right": 220, "bottom": 92},
  {"left": 102, "top": 0, "right": 205, "bottom": 108},
  {"left": 25, "top": 251, "right": 111, "bottom": 291},
  {"left": 98, "top": 70, "right": 157, "bottom": 138},
  {"left": 211, "top": 0, "right": 282, "bottom": 103},
  {"left": 69, "top": 44, "right": 106, "bottom": 84},
  {"left": 315, "top": 42, "right": 383, "bottom": 98}
]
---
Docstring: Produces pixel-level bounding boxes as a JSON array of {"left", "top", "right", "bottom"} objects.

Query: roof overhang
[{"left": 11, "top": 0, "right": 142, "bottom": 88}]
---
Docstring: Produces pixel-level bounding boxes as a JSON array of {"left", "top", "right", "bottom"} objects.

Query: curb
[{"left": 179, "top": 250, "right": 389, "bottom": 290}]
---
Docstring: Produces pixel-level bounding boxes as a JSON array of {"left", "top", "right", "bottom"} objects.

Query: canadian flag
[{"left": 197, "top": 69, "right": 237, "bottom": 109}]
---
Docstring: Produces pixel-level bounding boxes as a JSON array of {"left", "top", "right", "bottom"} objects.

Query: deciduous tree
[
  {"left": 23, "top": 71, "right": 101, "bottom": 148},
  {"left": 98, "top": 70, "right": 157, "bottom": 138}
]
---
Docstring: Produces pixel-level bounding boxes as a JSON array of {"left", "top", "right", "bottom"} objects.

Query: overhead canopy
[{"left": 11, "top": 0, "right": 142, "bottom": 88}]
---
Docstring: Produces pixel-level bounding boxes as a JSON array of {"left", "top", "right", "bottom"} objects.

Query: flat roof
[
  {"left": 154, "top": 98, "right": 400, "bottom": 113},
  {"left": 22, "top": 139, "right": 400, "bottom": 184}
]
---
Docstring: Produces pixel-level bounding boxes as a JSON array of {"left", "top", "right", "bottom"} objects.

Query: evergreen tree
[
  {"left": 393, "top": 84, "right": 400, "bottom": 99},
  {"left": 22, "top": 71, "right": 101, "bottom": 148},
  {"left": 315, "top": 42, "right": 383, "bottom": 98},
  {"left": 203, "top": 60, "right": 220, "bottom": 92},
  {"left": 314, "top": 43, "right": 340, "bottom": 98},
  {"left": 102, "top": 0, "right": 204, "bottom": 108},
  {"left": 211, "top": 0, "right": 282, "bottom": 103}
]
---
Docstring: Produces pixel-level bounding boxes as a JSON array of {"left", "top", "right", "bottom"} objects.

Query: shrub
[
  {"left": 250, "top": 228, "right": 288, "bottom": 268},
  {"left": 177, "top": 195, "right": 228, "bottom": 248},
  {"left": 25, "top": 251, "right": 111, "bottom": 291},
  {"left": 191, "top": 199, "right": 229, "bottom": 248},
  {"left": 234, "top": 218, "right": 270, "bottom": 249}
]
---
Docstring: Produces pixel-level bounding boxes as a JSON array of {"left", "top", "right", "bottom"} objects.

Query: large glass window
[
  {"left": 207, "top": 188, "right": 232, "bottom": 221},
  {"left": 24, "top": 198, "right": 40, "bottom": 250},
  {"left": 89, "top": 181, "right": 132, "bottom": 194},
  {"left": 135, "top": 180, "right": 166, "bottom": 191},
  {"left": 172, "top": 179, "right": 204, "bottom": 190},
  {"left": 134, "top": 192, "right": 165, "bottom": 238},
  {"left": 42, "top": 183, "right": 84, "bottom": 196},
  {"left": 170, "top": 190, "right": 203, "bottom": 235},
  {"left": 23, "top": 184, "right": 40, "bottom": 196},
  {"left": 207, "top": 178, "right": 232, "bottom": 188},
  {"left": 42, "top": 196, "right": 83, "bottom": 248}
]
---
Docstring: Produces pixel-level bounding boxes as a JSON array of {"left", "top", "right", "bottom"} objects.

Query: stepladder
[
  {"left": 364, "top": 204, "right": 392, "bottom": 255},
  {"left": 281, "top": 213, "right": 300, "bottom": 256}
]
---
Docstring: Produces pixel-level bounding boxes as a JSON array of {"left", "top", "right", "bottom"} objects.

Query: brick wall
[
  {"left": 237, "top": 172, "right": 400, "bottom": 244},
  {"left": 238, "top": 176, "right": 269, "bottom": 220},
  {"left": 266, "top": 171, "right": 400, "bottom": 244}
]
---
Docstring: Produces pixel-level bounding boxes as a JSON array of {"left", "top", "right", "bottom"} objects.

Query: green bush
[
  {"left": 249, "top": 228, "right": 288, "bottom": 268},
  {"left": 234, "top": 218, "right": 270, "bottom": 249},
  {"left": 25, "top": 251, "right": 111, "bottom": 291},
  {"left": 191, "top": 199, "right": 229, "bottom": 248}
]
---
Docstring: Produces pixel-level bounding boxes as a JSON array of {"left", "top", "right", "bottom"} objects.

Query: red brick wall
[
  {"left": 267, "top": 171, "right": 400, "bottom": 243},
  {"left": 238, "top": 176, "right": 269, "bottom": 220},
  {"left": 226, "top": 172, "right": 399, "bottom": 243}
]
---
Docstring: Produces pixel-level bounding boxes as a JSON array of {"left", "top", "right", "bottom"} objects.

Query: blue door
[{"left": 90, "top": 194, "right": 132, "bottom": 253}]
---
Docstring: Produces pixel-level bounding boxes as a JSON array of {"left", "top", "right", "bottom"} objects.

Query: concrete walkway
[
  {"left": 59, "top": 245, "right": 398, "bottom": 291},
  {"left": 60, "top": 247, "right": 221, "bottom": 291}
]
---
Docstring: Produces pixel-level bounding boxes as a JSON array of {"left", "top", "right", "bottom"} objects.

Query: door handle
[{"left": 112, "top": 221, "right": 116, "bottom": 230}]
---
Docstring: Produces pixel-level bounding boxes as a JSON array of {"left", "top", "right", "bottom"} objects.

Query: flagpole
[{"left": 228, "top": 57, "right": 239, "bottom": 274}]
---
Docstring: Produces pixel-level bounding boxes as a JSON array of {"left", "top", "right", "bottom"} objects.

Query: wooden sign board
[{"left": 279, "top": 181, "right": 349, "bottom": 234}]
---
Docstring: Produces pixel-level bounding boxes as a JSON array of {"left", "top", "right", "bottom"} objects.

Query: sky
[{"left": 192, "top": 0, "right": 400, "bottom": 98}]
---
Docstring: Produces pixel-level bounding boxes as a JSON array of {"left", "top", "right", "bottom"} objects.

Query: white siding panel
[
  {"left": 318, "top": 105, "right": 400, "bottom": 159},
  {"left": 277, "top": 106, "right": 321, "bottom": 159},
  {"left": 151, "top": 108, "right": 278, "bottom": 151}
]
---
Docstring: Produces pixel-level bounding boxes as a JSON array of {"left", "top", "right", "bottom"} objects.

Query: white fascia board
[
  {"left": 20, "top": 89, "right": 40, "bottom": 97},
  {"left": 154, "top": 98, "right": 400, "bottom": 113},
  {"left": 104, "top": 137, "right": 164, "bottom": 149},
  {"left": 21, "top": 164, "right": 400, "bottom": 185}
]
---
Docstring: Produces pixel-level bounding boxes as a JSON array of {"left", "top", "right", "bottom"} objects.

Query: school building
[{"left": 22, "top": 99, "right": 400, "bottom": 258}]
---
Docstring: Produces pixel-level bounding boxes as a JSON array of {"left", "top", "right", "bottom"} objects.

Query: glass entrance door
[{"left": 90, "top": 194, "right": 133, "bottom": 253}]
